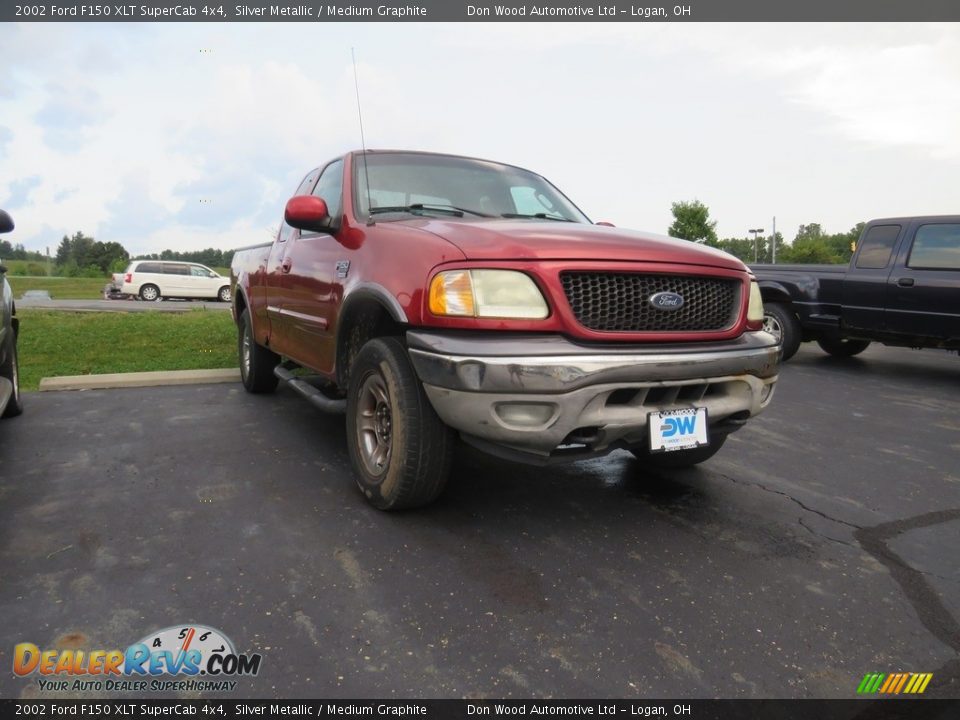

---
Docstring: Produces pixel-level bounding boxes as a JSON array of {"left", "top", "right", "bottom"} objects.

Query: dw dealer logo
[{"left": 13, "top": 624, "right": 262, "bottom": 693}]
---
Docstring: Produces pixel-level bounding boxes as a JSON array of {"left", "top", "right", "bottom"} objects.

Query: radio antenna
[{"left": 351, "top": 48, "right": 375, "bottom": 226}]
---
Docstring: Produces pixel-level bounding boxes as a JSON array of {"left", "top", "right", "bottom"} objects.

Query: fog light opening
[{"left": 494, "top": 402, "right": 557, "bottom": 428}]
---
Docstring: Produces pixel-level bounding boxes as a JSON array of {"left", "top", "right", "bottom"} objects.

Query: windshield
[{"left": 353, "top": 152, "right": 590, "bottom": 223}]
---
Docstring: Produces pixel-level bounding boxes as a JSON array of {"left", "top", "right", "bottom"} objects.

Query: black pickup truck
[{"left": 753, "top": 215, "right": 959, "bottom": 360}]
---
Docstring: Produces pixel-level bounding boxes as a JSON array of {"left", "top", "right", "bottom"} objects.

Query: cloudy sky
[{"left": 1, "top": 22, "right": 958, "bottom": 256}]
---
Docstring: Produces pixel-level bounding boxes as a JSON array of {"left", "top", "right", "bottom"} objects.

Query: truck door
[
  {"left": 278, "top": 158, "right": 345, "bottom": 375},
  {"left": 884, "top": 221, "right": 960, "bottom": 339},
  {"left": 263, "top": 168, "right": 321, "bottom": 357},
  {"left": 841, "top": 223, "right": 902, "bottom": 333}
]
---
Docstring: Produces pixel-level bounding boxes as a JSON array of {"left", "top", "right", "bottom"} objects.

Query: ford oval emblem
[{"left": 649, "top": 291, "right": 685, "bottom": 310}]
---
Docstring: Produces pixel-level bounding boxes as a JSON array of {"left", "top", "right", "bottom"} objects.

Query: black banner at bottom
[{"left": 2, "top": 700, "right": 959, "bottom": 720}]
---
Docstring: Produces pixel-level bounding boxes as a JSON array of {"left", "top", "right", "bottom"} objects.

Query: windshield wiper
[
  {"left": 501, "top": 212, "right": 574, "bottom": 222},
  {"left": 368, "top": 203, "right": 492, "bottom": 218}
]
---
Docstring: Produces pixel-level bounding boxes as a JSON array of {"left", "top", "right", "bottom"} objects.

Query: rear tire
[
  {"left": 763, "top": 302, "right": 802, "bottom": 361},
  {"left": 238, "top": 309, "right": 279, "bottom": 393},
  {"left": 631, "top": 435, "right": 727, "bottom": 469},
  {"left": 139, "top": 284, "right": 160, "bottom": 302},
  {"left": 817, "top": 336, "right": 870, "bottom": 357},
  {"left": 1, "top": 326, "right": 23, "bottom": 418},
  {"left": 346, "top": 337, "right": 454, "bottom": 510},
  {"left": 218, "top": 286, "right": 231, "bottom": 303}
]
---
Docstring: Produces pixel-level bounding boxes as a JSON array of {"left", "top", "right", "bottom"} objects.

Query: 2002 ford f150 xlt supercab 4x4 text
[{"left": 231, "top": 150, "right": 779, "bottom": 510}]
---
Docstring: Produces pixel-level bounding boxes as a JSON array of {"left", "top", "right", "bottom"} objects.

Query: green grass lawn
[
  {"left": 8, "top": 276, "right": 109, "bottom": 300},
  {"left": 17, "top": 309, "right": 238, "bottom": 391}
]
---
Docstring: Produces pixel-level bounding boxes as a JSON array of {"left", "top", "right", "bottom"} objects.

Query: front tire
[
  {"left": 1, "top": 326, "right": 23, "bottom": 418},
  {"left": 218, "top": 286, "right": 231, "bottom": 303},
  {"left": 346, "top": 337, "right": 454, "bottom": 510},
  {"left": 763, "top": 302, "right": 802, "bottom": 361},
  {"left": 139, "top": 284, "right": 161, "bottom": 302},
  {"left": 238, "top": 309, "right": 279, "bottom": 393},
  {"left": 817, "top": 336, "right": 870, "bottom": 357},
  {"left": 631, "top": 435, "right": 727, "bottom": 469}
]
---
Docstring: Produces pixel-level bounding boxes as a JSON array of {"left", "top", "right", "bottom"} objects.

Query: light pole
[
  {"left": 749, "top": 228, "right": 765, "bottom": 263},
  {"left": 771, "top": 216, "right": 777, "bottom": 264}
]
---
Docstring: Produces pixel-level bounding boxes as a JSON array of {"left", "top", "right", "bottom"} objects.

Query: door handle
[
  {"left": 897, "top": 277, "right": 915, "bottom": 287},
  {"left": 281, "top": 258, "right": 292, "bottom": 274}
]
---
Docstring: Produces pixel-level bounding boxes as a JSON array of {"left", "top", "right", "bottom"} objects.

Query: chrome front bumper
[{"left": 407, "top": 331, "right": 780, "bottom": 463}]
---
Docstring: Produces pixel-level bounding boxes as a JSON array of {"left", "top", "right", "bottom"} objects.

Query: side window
[
  {"left": 190, "top": 265, "right": 211, "bottom": 277},
  {"left": 137, "top": 262, "right": 161, "bottom": 274},
  {"left": 311, "top": 159, "right": 344, "bottom": 224},
  {"left": 164, "top": 264, "right": 190, "bottom": 276},
  {"left": 278, "top": 169, "right": 321, "bottom": 242},
  {"left": 855, "top": 225, "right": 901, "bottom": 269},
  {"left": 908, "top": 224, "right": 960, "bottom": 270}
]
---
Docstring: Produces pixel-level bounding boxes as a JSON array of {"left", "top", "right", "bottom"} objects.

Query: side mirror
[
  {"left": 285, "top": 196, "right": 330, "bottom": 233},
  {"left": 0, "top": 209, "right": 14, "bottom": 234},
  {"left": 595, "top": 221, "right": 615, "bottom": 228}
]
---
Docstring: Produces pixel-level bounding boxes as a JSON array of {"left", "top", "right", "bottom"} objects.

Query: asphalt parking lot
[{"left": 1, "top": 344, "right": 958, "bottom": 700}]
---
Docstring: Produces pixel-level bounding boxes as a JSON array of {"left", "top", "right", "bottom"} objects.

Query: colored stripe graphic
[
  {"left": 893, "top": 673, "right": 909, "bottom": 693},
  {"left": 879, "top": 674, "right": 896, "bottom": 693},
  {"left": 858, "top": 672, "right": 932, "bottom": 695},
  {"left": 857, "top": 673, "right": 886, "bottom": 695}
]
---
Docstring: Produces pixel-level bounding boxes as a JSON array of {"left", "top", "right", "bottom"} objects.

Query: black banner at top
[{"left": 2, "top": 0, "right": 960, "bottom": 22}]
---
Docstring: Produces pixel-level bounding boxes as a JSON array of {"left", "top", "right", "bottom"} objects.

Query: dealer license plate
[{"left": 648, "top": 407, "right": 709, "bottom": 453}]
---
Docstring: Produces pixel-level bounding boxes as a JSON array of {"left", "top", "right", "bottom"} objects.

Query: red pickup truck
[{"left": 231, "top": 150, "right": 779, "bottom": 510}]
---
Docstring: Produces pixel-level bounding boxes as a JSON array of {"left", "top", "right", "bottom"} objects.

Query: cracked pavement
[{"left": 0, "top": 343, "right": 957, "bottom": 699}]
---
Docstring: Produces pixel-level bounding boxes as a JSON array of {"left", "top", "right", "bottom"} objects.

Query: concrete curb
[{"left": 39, "top": 368, "right": 241, "bottom": 392}]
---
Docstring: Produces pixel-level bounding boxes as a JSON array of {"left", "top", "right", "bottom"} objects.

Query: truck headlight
[
  {"left": 747, "top": 281, "right": 764, "bottom": 323},
  {"left": 429, "top": 270, "right": 549, "bottom": 319}
]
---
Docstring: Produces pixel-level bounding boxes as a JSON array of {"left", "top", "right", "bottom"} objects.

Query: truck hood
[{"left": 414, "top": 219, "right": 746, "bottom": 271}]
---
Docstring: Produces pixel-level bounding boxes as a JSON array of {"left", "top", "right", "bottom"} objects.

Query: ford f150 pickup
[
  {"left": 231, "top": 150, "right": 779, "bottom": 509},
  {"left": 754, "top": 216, "right": 960, "bottom": 361}
]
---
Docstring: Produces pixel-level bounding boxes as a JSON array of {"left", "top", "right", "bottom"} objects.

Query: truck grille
[{"left": 559, "top": 272, "right": 740, "bottom": 332}]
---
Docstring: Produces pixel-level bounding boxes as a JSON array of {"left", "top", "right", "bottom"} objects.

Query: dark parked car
[
  {"left": 753, "top": 216, "right": 960, "bottom": 360},
  {"left": 0, "top": 209, "right": 23, "bottom": 419}
]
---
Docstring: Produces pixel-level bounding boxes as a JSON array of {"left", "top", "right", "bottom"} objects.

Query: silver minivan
[{"left": 121, "top": 260, "right": 231, "bottom": 302}]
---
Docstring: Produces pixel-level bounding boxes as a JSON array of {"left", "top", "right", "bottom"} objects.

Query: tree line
[
  {"left": 134, "top": 247, "right": 235, "bottom": 269},
  {"left": 667, "top": 200, "right": 863, "bottom": 264},
  {"left": 0, "top": 240, "right": 46, "bottom": 263},
  {"left": 55, "top": 232, "right": 131, "bottom": 277}
]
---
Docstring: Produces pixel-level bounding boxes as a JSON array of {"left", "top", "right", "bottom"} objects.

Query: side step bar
[{"left": 273, "top": 365, "right": 347, "bottom": 414}]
